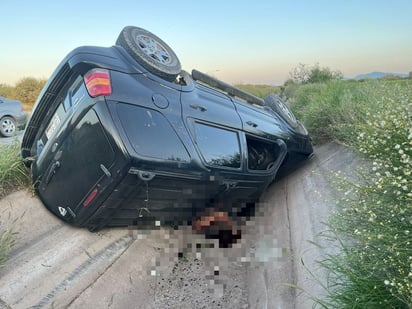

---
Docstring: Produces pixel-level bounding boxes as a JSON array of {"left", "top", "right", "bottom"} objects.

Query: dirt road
[{"left": 0, "top": 143, "right": 356, "bottom": 308}]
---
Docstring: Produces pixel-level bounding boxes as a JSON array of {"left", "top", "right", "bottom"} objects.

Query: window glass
[
  {"left": 194, "top": 123, "right": 241, "bottom": 168},
  {"left": 68, "top": 109, "right": 115, "bottom": 173},
  {"left": 117, "top": 103, "right": 190, "bottom": 162}
]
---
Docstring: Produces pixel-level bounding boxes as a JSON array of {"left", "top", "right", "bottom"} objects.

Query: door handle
[
  {"left": 190, "top": 104, "right": 207, "bottom": 112},
  {"left": 44, "top": 161, "right": 61, "bottom": 185},
  {"left": 246, "top": 120, "right": 258, "bottom": 128},
  {"left": 42, "top": 149, "right": 63, "bottom": 187}
]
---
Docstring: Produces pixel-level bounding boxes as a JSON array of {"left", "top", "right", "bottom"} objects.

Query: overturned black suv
[{"left": 22, "top": 26, "right": 312, "bottom": 232}]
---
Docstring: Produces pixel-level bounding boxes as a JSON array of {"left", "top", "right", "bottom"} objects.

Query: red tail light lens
[
  {"left": 84, "top": 68, "right": 112, "bottom": 98},
  {"left": 83, "top": 188, "right": 99, "bottom": 207}
]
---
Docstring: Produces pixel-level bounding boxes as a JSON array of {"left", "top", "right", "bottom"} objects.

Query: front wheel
[
  {"left": 264, "top": 94, "right": 298, "bottom": 129},
  {"left": 0, "top": 116, "right": 17, "bottom": 137}
]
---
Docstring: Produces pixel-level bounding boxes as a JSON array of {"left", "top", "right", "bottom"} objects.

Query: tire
[
  {"left": 116, "top": 26, "right": 181, "bottom": 82},
  {"left": 264, "top": 93, "right": 298, "bottom": 129},
  {"left": 0, "top": 116, "right": 16, "bottom": 137}
]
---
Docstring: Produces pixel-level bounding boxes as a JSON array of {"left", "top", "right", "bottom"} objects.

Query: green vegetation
[
  {"left": 235, "top": 83, "right": 281, "bottom": 98},
  {"left": 283, "top": 80, "right": 408, "bottom": 144},
  {"left": 0, "top": 230, "right": 14, "bottom": 268},
  {"left": 289, "top": 63, "right": 343, "bottom": 84},
  {"left": 284, "top": 78, "right": 412, "bottom": 308},
  {"left": 0, "top": 142, "right": 30, "bottom": 268},
  {"left": 0, "top": 142, "right": 31, "bottom": 198},
  {"left": 0, "top": 77, "right": 46, "bottom": 110}
]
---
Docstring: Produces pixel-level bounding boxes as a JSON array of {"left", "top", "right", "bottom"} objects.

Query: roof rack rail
[{"left": 191, "top": 69, "right": 264, "bottom": 106}]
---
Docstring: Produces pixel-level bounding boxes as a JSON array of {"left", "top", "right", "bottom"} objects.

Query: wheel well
[{"left": 0, "top": 115, "right": 16, "bottom": 121}]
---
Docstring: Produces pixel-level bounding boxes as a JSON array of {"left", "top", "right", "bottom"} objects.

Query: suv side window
[
  {"left": 193, "top": 122, "right": 241, "bottom": 168},
  {"left": 38, "top": 77, "right": 84, "bottom": 156}
]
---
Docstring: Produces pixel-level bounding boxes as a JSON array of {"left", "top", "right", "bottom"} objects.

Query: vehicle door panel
[
  {"left": 181, "top": 85, "right": 242, "bottom": 130},
  {"left": 38, "top": 109, "right": 115, "bottom": 219},
  {"left": 235, "top": 101, "right": 286, "bottom": 140}
]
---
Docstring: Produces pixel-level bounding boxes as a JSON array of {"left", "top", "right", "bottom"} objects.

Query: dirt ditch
[{"left": 0, "top": 143, "right": 357, "bottom": 308}]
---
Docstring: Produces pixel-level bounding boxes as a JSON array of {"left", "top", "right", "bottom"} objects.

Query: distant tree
[
  {"left": 289, "top": 63, "right": 311, "bottom": 84},
  {"left": 0, "top": 83, "right": 15, "bottom": 98},
  {"left": 409, "top": 71, "right": 412, "bottom": 79},
  {"left": 14, "top": 77, "right": 47, "bottom": 105},
  {"left": 280, "top": 79, "right": 295, "bottom": 97},
  {"left": 290, "top": 63, "right": 343, "bottom": 84},
  {"left": 382, "top": 74, "right": 399, "bottom": 81}
]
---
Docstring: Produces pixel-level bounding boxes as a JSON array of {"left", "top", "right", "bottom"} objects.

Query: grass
[
  {"left": 0, "top": 231, "right": 14, "bottom": 268},
  {"left": 235, "top": 83, "right": 281, "bottom": 98},
  {"left": 284, "top": 79, "right": 412, "bottom": 308},
  {"left": 0, "top": 141, "right": 30, "bottom": 268},
  {"left": 0, "top": 141, "right": 30, "bottom": 198}
]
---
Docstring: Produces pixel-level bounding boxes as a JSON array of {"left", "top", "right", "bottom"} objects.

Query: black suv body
[{"left": 22, "top": 27, "right": 312, "bottom": 231}]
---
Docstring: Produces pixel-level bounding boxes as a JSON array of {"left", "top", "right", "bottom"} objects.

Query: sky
[{"left": 0, "top": 0, "right": 411, "bottom": 85}]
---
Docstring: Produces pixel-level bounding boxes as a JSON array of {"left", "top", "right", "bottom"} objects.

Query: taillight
[
  {"left": 84, "top": 68, "right": 112, "bottom": 98},
  {"left": 83, "top": 188, "right": 99, "bottom": 207}
]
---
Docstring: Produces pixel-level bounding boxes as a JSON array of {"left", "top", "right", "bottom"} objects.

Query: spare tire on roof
[{"left": 116, "top": 26, "right": 181, "bottom": 82}]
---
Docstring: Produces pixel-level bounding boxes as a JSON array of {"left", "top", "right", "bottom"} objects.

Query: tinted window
[
  {"left": 194, "top": 123, "right": 241, "bottom": 168},
  {"left": 117, "top": 103, "right": 190, "bottom": 162},
  {"left": 69, "top": 110, "right": 115, "bottom": 170},
  {"left": 64, "top": 77, "right": 83, "bottom": 111},
  {"left": 39, "top": 78, "right": 86, "bottom": 154}
]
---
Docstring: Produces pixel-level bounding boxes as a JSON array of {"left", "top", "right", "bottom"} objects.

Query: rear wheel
[
  {"left": 116, "top": 26, "right": 181, "bottom": 82},
  {"left": 0, "top": 116, "right": 16, "bottom": 137}
]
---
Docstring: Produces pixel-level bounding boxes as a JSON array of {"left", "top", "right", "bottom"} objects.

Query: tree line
[
  {"left": 0, "top": 77, "right": 47, "bottom": 108},
  {"left": 2, "top": 66, "right": 410, "bottom": 109}
]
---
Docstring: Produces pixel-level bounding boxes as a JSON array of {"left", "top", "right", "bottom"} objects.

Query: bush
[
  {"left": 14, "top": 77, "right": 47, "bottom": 107},
  {"left": 290, "top": 63, "right": 343, "bottom": 84},
  {"left": 0, "top": 83, "right": 15, "bottom": 98}
]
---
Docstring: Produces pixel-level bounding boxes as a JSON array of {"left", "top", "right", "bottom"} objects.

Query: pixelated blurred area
[
  {"left": 192, "top": 208, "right": 242, "bottom": 248},
  {"left": 124, "top": 200, "right": 285, "bottom": 307}
]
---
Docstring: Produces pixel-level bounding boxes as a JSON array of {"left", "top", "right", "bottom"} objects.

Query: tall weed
[
  {"left": 290, "top": 80, "right": 412, "bottom": 307},
  {"left": 0, "top": 141, "right": 30, "bottom": 198},
  {"left": 284, "top": 80, "right": 409, "bottom": 144},
  {"left": 0, "top": 231, "right": 14, "bottom": 268}
]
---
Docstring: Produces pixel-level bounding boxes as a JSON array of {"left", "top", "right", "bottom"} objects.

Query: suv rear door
[
  {"left": 35, "top": 81, "right": 116, "bottom": 221},
  {"left": 39, "top": 108, "right": 116, "bottom": 218}
]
